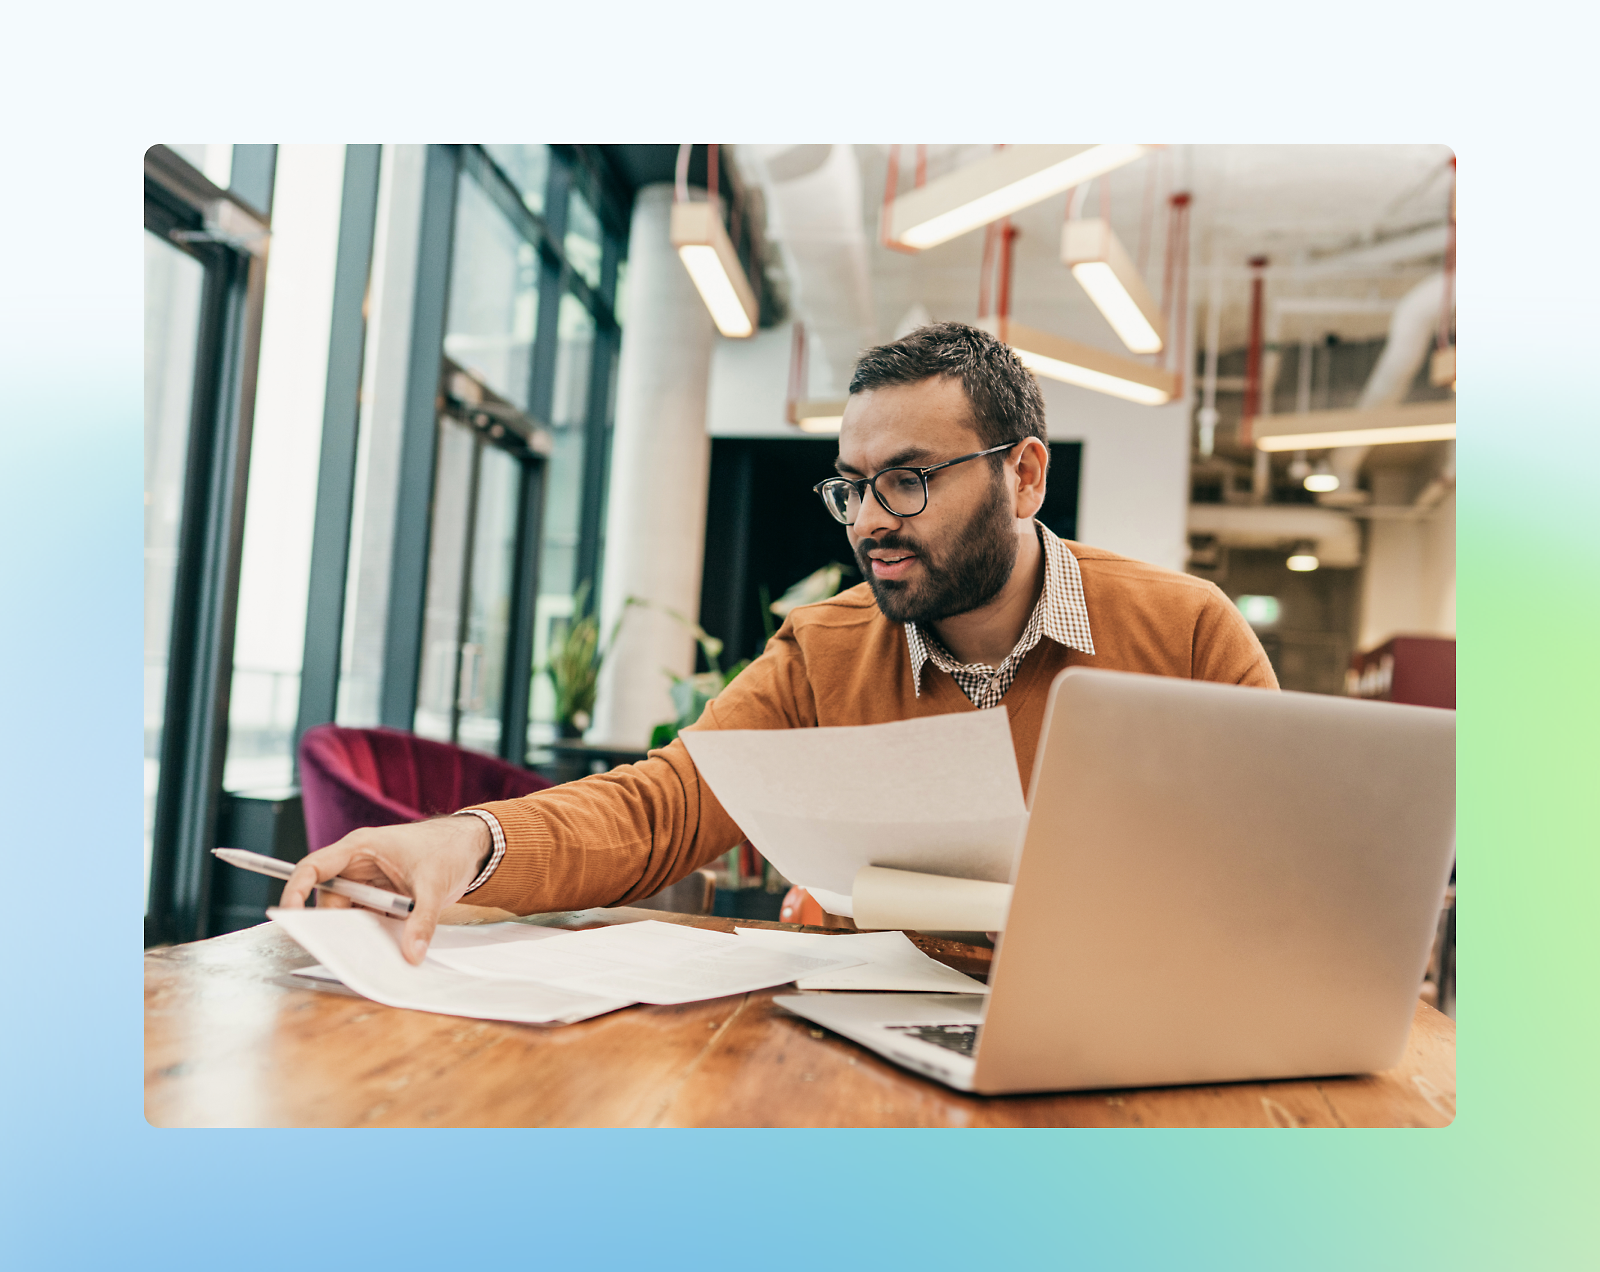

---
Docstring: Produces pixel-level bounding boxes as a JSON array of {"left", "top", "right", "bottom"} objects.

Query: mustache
[{"left": 856, "top": 530, "right": 924, "bottom": 558}]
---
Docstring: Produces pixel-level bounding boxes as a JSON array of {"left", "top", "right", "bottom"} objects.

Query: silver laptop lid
[{"left": 973, "top": 668, "right": 1455, "bottom": 1095}]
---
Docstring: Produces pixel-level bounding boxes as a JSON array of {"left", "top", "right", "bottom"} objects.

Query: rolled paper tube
[{"left": 851, "top": 865, "right": 1014, "bottom": 933}]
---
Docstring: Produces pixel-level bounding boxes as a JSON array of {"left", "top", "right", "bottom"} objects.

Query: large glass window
[
  {"left": 443, "top": 174, "right": 540, "bottom": 412},
  {"left": 565, "top": 187, "right": 603, "bottom": 291},
  {"left": 144, "top": 232, "right": 207, "bottom": 904},
  {"left": 528, "top": 293, "right": 596, "bottom": 741},
  {"left": 413, "top": 146, "right": 624, "bottom": 764},
  {"left": 459, "top": 445, "right": 521, "bottom": 754},
  {"left": 222, "top": 145, "right": 346, "bottom": 794},
  {"left": 415, "top": 416, "right": 478, "bottom": 742},
  {"left": 483, "top": 144, "right": 550, "bottom": 217}
]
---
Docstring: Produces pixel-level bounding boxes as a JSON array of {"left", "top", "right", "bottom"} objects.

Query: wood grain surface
[{"left": 145, "top": 908, "right": 1455, "bottom": 1128}]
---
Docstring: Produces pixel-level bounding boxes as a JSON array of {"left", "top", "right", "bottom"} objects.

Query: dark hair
[{"left": 847, "top": 322, "right": 1049, "bottom": 458}]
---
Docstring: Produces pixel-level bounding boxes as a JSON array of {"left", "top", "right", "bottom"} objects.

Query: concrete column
[{"left": 591, "top": 184, "right": 717, "bottom": 746}]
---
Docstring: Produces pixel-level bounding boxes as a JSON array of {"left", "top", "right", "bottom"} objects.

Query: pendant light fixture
[
  {"left": 982, "top": 318, "right": 1178, "bottom": 404},
  {"left": 883, "top": 145, "right": 1150, "bottom": 252},
  {"left": 1254, "top": 400, "right": 1455, "bottom": 452},
  {"left": 973, "top": 212, "right": 1176, "bottom": 406},
  {"left": 1062, "top": 217, "right": 1166, "bottom": 353},
  {"left": 671, "top": 144, "right": 759, "bottom": 338},
  {"left": 1286, "top": 541, "right": 1320, "bottom": 572},
  {"left": 1303, "top": 457, "right": 1341, "bottom": 493}
]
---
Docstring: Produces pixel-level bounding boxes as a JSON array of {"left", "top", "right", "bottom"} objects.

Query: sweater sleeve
[
  {"left": 460, "top": 617, "right": 817, "bottom": 914},
  {"left": 1192, "top": 583, "right": 1280, "bottom": 689}
]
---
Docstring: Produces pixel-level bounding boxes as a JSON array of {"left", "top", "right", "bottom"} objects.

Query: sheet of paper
[
  {"left": 426, "top": 919, "right": 865, "bottom": 1005},
  {"left": 732, "top": 927, "right": 990, "bottom": 994},
  {"left": 290, "top": 923, "right": 570, "bottom": 986},
  {"left": 681, "top": 710, "right": 1028, "bottom": 913},
  {"left": 268, "top": 909, "right": 631, "bottom": 1025}
]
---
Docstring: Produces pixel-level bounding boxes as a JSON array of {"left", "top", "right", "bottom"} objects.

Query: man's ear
[{"left": 1013, "top": 438, "right": 1049, "bottom": 518}]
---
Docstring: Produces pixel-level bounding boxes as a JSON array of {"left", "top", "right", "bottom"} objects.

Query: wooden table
[{"left": 145, "top": 907, "right": 1456, "bottom": 1128}]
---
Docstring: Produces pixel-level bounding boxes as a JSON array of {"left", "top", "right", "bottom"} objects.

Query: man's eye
[{"left": 888, "top": 472, "right": 923, "bottom": 494}]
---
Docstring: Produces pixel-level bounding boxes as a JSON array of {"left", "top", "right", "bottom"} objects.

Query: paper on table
[
  {"left": 680, "top": 710, "right": 1027, "bottom": 914},
  {"left": 288, "top": 922, "right": 569, "bottom": 987},
  {"left": 733, "top": 927, "right": 989, "bottom": 993},
  {"left": 268, "top": 909, "right": 631, "bottom": 1025},
  {"left": 426, "top": 919, "right": 865, "bottom": 1005}
]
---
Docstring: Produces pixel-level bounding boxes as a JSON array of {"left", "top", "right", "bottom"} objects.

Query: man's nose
[{"left": 852, "top": 482, "right": 903, "bottom": 541}]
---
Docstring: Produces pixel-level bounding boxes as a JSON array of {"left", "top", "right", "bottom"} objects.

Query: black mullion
[
  {"left": 380, "top": 144, "right": 459, "bottom": 730},
  {"left": 573, "top": 231, "right": 621, "bottom": 596},
  {"left": 147, "top": 248, "right": 230, "bottom": 943},
  {"left": 500, "top": 456, "right": 545, "bottom": 765},
  {"left": 150, "top": 235, "right": 266, "bottom": 944},
  {"left": 294, "top": 144, "right": 381, "bottom": 761}
]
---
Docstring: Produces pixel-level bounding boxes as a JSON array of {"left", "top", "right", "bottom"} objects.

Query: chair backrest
[{"left": 298, "top": 725, "right": 553, "bottom": 850}]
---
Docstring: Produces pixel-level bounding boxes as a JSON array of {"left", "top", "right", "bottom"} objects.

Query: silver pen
[{"left": 212, "top": 847, "right": 416, "bottom": 919}]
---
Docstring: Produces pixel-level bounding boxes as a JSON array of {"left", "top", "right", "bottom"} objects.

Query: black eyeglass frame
[{"left": 812, "top": 439, "right": 1025, "bottom": 525}]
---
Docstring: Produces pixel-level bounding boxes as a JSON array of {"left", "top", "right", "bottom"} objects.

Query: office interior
[{"left": 144, "top": 144, "right": 1456, "bottom": 1012}]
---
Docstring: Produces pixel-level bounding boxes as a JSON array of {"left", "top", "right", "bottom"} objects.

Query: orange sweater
[{"left": 467, "top": 541, "right": 1277, "bottom": 914}]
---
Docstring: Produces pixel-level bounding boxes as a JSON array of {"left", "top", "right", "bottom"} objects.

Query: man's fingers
[
  {"left": 278, "top": 843, "right": 359, "bottom": 908},
  {"left": 401, "top": 905, "right": 440, "bottom": 966}
]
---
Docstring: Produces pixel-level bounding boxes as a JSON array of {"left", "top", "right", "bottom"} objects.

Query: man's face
[{"left": 835, "top": 377, "right": 1020, "bottom": 625}]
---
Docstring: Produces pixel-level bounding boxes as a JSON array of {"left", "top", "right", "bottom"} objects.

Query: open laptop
[{"left": 776, "top": 667, "right": 1456, "bottom": 1095}]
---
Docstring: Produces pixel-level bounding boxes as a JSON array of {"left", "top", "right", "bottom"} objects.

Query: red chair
[{"left": 297, "top": 724, "right": 553, "bottom": 851}]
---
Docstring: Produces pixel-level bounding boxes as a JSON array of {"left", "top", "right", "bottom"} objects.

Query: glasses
[{"left": 812, "top": 440, "right": 1023, "bottom": 526}]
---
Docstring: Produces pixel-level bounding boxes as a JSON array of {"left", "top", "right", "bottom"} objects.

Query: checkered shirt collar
[{"left": 904, "top": 522, "right": 1095, "bottom": 707}]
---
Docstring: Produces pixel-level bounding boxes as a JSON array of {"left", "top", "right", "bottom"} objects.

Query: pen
[{"left": 212, "top": 848, "right": 416, "bottom": 919}]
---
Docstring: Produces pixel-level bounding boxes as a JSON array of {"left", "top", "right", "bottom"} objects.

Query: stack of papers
[{"left": 270, "top": 909, "right": 864, "bottom": 1026}]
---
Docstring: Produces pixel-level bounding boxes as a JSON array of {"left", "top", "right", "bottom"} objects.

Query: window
[
  {"left": 144, "top": 231, "right": 207, "bottom": 905},
  {"left": 415, "top": 146, "right": 626, "bottom": 762},
  {"left": 143, "top": 145, "right": 270, "bottom": 944},
  {"left": 444, "top": 174, "right": 541, "bottom": 412}
]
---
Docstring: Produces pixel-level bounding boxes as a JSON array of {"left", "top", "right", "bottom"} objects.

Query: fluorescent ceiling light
[
  {"left": 1062, "top": 219, "right": 1165, "bottom": 353},
  {"left": 978, "top": 318, "right": 1176, "bottom": 406},
  {"left": 1254, "top": 400, "right": 1455, "bottom": 453},
  {"left": 1286, "top": 552, "right": 1320, "bottom": 572},
  {"left": 886, "top": 145, "right": 1150, "bottom": 251},
  {"left": 670, "top": 201, "right": 757, "bottom": 338}
]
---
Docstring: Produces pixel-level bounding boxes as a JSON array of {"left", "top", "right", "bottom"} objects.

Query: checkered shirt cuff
[{"left": 454, "top": 808, "right": 506, "bottom": 895}]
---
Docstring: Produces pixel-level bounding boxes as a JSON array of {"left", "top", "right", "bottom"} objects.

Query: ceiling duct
[
  {"left": 1315, "top": 270, "right": 1447, "bottom": 508},
  {"left": 739, "top": 145, "right": 875, "bottom": 396},
  {"left": 1187, "top": 504, "right": 1362, "bottom": 568}
]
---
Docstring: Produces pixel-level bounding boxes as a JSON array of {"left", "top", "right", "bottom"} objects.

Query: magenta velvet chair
[{"left": 297, "top": 724, "right": 553, "bottom": 851}]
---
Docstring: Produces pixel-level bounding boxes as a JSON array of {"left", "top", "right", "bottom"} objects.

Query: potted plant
[{"left": 544, "top": 582, "right": 633, "bottom": 739}]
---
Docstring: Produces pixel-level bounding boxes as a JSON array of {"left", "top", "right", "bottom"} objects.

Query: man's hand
[{"left": 277, "top": 816, "right": 493, "bottom": 965}]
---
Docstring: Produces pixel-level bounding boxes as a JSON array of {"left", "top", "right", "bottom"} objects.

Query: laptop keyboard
[{"left": 885, "top": 1023, "right": 981, "bottom": 1057}]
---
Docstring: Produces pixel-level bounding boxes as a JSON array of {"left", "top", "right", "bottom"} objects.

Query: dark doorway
[{"left": 698, "top": 438, "right": 1081, "bottom": 665}]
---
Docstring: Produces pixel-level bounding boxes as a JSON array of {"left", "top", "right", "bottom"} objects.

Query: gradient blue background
[{"left": 3, "top": 6, "right": 1595, "bottom": 1267}]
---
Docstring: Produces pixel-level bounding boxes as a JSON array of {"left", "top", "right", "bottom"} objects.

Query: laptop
[{"left": 776, "top": 667, "right": 1456, "bottom": 1095}]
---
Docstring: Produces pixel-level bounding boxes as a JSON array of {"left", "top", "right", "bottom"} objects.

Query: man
[{"left": 281, "top": 323, "right": 1276, "bottom": 961}]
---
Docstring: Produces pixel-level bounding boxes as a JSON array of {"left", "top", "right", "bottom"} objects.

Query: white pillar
[{"left": 592, "top": 184, "right": 717, "bottom": 746}]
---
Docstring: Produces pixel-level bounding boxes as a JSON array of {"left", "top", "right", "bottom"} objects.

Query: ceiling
[{"left": 736, "top": 144, "right": 1454, "bottom": 395}]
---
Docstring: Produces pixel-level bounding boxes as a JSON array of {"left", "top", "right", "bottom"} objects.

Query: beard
[{"left": 857, "top": 485, "right": 1019, "bottom": 625}]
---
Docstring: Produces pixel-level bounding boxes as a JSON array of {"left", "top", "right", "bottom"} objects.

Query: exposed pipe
[
  {"left": 1197, "top": 246, "right": 1221, "bottom": 457},
  {"left": 1241, "top": 255, "right": 1268, "bottom": 446},
  {"left": 1318, "top": 270, "right": 1448, "bottom": 507}
]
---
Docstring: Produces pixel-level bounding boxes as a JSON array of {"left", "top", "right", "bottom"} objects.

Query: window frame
[{"left": 143, "top": 146, "right": 271, "bottom": 947}]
